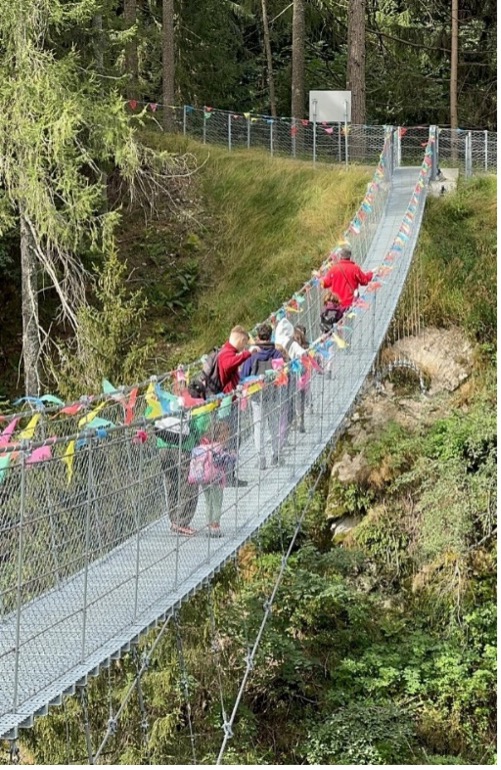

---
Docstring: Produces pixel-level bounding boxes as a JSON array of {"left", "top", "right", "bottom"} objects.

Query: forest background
[{"left": 0, "top": 0, "right": 496, "bottom": 765}]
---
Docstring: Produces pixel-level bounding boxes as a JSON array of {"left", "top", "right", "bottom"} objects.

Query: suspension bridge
[{"left": 0, "top": 126, "right": 439, "bottom": 753}]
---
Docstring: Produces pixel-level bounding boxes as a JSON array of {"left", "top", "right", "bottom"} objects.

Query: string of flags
[{"left": 0, "top": 134, "right": 433, "bottom": 485}]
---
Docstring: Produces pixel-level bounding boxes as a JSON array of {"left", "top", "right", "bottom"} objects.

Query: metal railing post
[
  {"left": 484, "top": 130, "right": 488, "bottom": 172},
  {"left": 430, "top": 125, "right": 438, "bottom": 181},
  {"left": 344, "top": 100, "right": 349, "bottom": 167},
  {"left": 270, "top": 120, "right": 274, "bottom": 157},
  {"left": 228, "top": 113, "right": 232, "bottom": 152},
  {"left": 13, "top": 450, "right": 27, "bottom": 711},
  {"left": 81, "top": 437, "right": 93, "bottom": 663},
  {"left": 203, "top": 113, "right": 207, "bottom": 145},
  {"left": 234, "top": 394, "right": 242, "bottom": 534},
  {"left": 174, "top": 410, "right": 184, "bottom": 588},
  {"left": 246, "top": 116, "right": 251, "bottom": 149},
  {"left": 133, "top": 435, "right": 144, "bottom": 620},
  {"left": 312, "top": 98, "right": 317, "bottom": 165},
  {"left": 182, "top": 105, "right": 187, "bottom": 136}
]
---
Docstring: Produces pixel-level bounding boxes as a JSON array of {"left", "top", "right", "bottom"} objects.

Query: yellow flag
[
  {"left": 243, "top": 112, "right": 250, "bottom": 119},
  {"left": 62, "top": 440, "right": 76, "bottom": 485},
  {"left": 332, "top": 333, "right": 348, "bottom": 349},
  {"left": 192, "top": 401, "right": 219, "bottom": 416},
  {"left": 145, "top": 382, "right": 162, "bottom": 419},
  {"left": 18, "top": 414, "right": 41, "bottom": 440},
  {"left": 246, "top": 382, "right": 263, "bottom": 396},
  {"left": 78, "top": 402, "right": 106, "bottom": 428}
]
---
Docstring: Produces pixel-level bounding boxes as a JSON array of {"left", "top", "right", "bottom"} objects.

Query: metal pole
[
  {"left": 270, "top": 120, "right": 274, "bottom": 156},
  {"left": 13, "top": 450, "right": 27, "bottom": 711},
  {"left": 81, "top": 438, "right": 93, "bottom": 663},
  {"left": 292, "top": 117, "right": 296, "bottom": 158},
  {"left": 436, "top": 126, "right": 440, "bottom": 174},
  {"left": 234, "top": 395, "right": 242, "bottom": 535},
  {"left": 312, "top": 99, "right": 317, "bottom": 165},
  {"left": 247, "top": 116, "right": 251, "bottom": 149},
  {"left": 465, "top": 132, "right": 472, "bottom": 177},
  {"left": 203, "top": 113, "right": 207, "bottom": 145},
  {"left": 228, "top": 113, "right": 232, "bottom": 152},
  {"left": 430, "top": 125, "right": 438, "bottom": 181},
  {"left": 174, "top": 410, "right": 184, "bottom": 589},
  {"left": 133, "top": 438, "right": 144, "bottom": 620},
  {"left": 183, "top": 105, "right": 187, "bottom": 137},
  {"left": 344, "top": 100, "right": 349, "bottom": 167},
  {"left": 484, "top": 130, "right": 488, "bottom": 172}
]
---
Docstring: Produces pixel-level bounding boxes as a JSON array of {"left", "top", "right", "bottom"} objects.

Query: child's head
[
  {"left": 212, "top": 419, "right": 230, "bottom": 443},
  {"left": 294, "top": 324, "right": 308, "bottom": 348}
]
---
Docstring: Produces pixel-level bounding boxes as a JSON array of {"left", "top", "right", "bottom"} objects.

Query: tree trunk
[
  {"left": 450, "top": 0, "right": 458, "bottom": 130},
  {"left": 291, "top": 0, "right": 305, "bottom": 120},
  {"left": 450, "top": 0, "right": 459, "bottom": 163},
  {"left": 162, "top": 0, "right": 175, "bottom": 132},
  {"left": 20, "top": 214, "right": 40, "bottom": 396},
  {"left": 93, "top": 14, "right": 104, "bottom": 73},
  {"left": 261, "top": 0, "right": 277, "bottom": 117},
  {"left": 124, "top": 0, "right": 138, "bottom": 101},
  {"left": 346, "top": 0, "right": 366, "bottom": 125}
]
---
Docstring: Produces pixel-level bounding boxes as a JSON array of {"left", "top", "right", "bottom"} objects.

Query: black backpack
[{"left": 192, "top": 348, "right": 222, "bottom": 399}]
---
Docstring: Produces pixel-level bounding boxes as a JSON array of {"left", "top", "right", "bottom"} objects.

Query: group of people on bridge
[{"left": 153, "top": 247, "right": 373, "bottom": 539}]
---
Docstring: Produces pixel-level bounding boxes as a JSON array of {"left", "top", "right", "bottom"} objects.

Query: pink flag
[
  {"left": 0, "top": 418, "right": 19, "bottom": 447},
  {"left": 26, "top": 445, "right": 53, "bottom": 465}
]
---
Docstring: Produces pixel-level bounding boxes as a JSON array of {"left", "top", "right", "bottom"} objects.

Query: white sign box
[{"left": 309, "top": 91, "right": 352, "bottom": 123}]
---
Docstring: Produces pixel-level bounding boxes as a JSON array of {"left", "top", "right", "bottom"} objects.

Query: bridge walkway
[{"left": 0, "top": 167, "right": 423, "bottom": 738}]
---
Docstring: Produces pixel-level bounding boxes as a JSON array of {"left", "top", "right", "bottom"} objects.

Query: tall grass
[
  {"left": 140, "top": 133, "right": 370, "bottom": 363},
  {"left": 417, "top": 176, "right": 496, "bottom": 350}
]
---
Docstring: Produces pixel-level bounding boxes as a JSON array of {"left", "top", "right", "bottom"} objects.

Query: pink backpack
[{"left": 188, "top": 444, "right": 217, "bottom": 485}]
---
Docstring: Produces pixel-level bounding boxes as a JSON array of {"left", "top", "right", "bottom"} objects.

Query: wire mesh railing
[
  {"left": 398, "top": 124, "right": 497, "bottom": 175},
  {"left": 138, "top": 101, "right": 389, "bottom": 166},
  {"left": 137, "top": 102, "right": 496, "bottom": 176},
  {"left": 0, "top": 132, "right": 437, "bottom": 739}
]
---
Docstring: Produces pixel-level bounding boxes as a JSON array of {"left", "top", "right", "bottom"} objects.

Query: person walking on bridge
[
  {"left": 316, "top": 247, "right": 373, "bottom": 328},
  {"left": 216, "top": 325, "right": 258, "bottom": 485},
  {"left": 240, "top": 323, "right": 284, "bottom": 470},
  {"left": 217, "top": 325, "right": 256, "bottom": 393}
]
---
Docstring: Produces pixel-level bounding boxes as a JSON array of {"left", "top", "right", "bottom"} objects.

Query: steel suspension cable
[
  {"left": 92, "top": 612, "right": 174, "bottom": 763},
  {"left": 173, "top": 612, "right": 197, "bottom": 764},
  {"left": 215, "top": 454, "right": 333, "bottom": 765}
]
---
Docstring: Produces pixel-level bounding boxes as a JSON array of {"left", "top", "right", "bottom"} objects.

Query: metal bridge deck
[{"left": 0, "top": 167, "right": 424, "bottom": 738}]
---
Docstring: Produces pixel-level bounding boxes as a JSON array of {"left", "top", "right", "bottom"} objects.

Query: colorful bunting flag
[
  {"left": 0, "top": 418, "right": 19, "bottom": 447},
  {"left": 19, "top": 414, "right": 41, "bottom": 440},
  {"left": 0, "top": 454, "right": 10, "bottom": 484},
  {"left": 27, "top": 445, "right": 52, "bottom": 465},
  {"left": 62, "top": 440, "right": 76, "bottom": 485}
]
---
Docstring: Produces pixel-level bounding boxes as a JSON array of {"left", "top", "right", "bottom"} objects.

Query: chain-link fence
[
  {"left": 1, "top": 129, "right": 440, "bottom": 738},
  {"left": 397, "top": 124, "right": 497, "bottom": 175},
  {"left": 137, "top": 102, "right": 497, "bottom": 176}
]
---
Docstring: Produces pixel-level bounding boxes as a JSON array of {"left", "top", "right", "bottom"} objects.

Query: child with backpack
[{"left": 188, "top": 420, "right": 235, "bottom": 537}]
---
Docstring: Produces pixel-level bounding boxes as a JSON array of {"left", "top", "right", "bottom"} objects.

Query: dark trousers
[{"left": 159, "top": 447, "right": 198, "bottom": 527}]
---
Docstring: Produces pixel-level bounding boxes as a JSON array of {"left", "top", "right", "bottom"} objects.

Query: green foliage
[
  {"left": 303, "top": 700, "right": 415, "bottom": 764},
  {"left": 51, "top": 246, "right": 155, "bottom": 398},
  {"left": 418, "top": 177, "right": 497, "bottom": 347}
]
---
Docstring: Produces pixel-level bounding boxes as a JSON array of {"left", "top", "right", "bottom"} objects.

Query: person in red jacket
[
  {"left": 320, "top": 247, "right": 373, "bottom": 310},
  {"left": 216, "top": 325, "right": 257, "bottom": 487},
  {"left": 217, "top": 325, "right": 256, "bottom": 394}
]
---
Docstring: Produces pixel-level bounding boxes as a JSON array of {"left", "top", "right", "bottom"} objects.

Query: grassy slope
[{"left": 123, "top": 133, "right": 370, "bottom": 367}]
